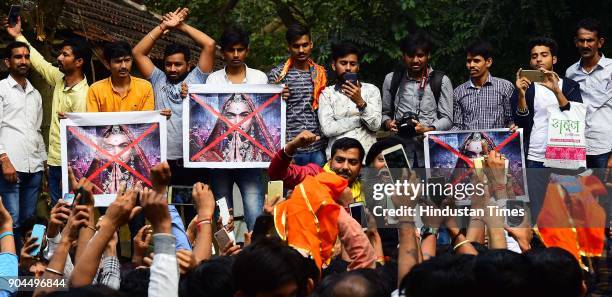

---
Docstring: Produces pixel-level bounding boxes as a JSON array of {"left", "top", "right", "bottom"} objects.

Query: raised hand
[
  {"left": 285, "top": 130, "right": 320, "bottom": 155},
  {"left": 263, "top": 194, "right": 285, "bottom": 215},
  {"left": 192, "top": 182, "right": 215, "bottom": 220},
  {"left": 3, "top": 16, "right": 22, "bottom": 38},
  {"left": 161, "top": 8, "right": 184, "bottom": 30},
  {"left": 221, "top": 241, "right": 241, "bottom": 256},
  {"left": 132, "top": 224, "right": 152, "bottom": 265},
  {"left": 61, "top": 205, "right": 91, "bottom": 244},
  {"left": 150, "top": 161, "right": 171, "bottom": 194},
  {"left": 176, "top": 249, "right": 197, "bottom": 274},
  {"left": 140, "top": 187, "right": 171, "bottom": 234},
  {"left": 515, "top": 68, "right": 532, "bottom": 98},
  {"left": 103, "top": 183, "right": 139, "bottom": 229},
  {"left": 47, "top": 199, "right": 71, "bottom": 238}
]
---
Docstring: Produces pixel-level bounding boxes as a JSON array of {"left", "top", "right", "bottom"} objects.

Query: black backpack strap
[
  {"left": 430, "top": 70, "right": 445, "bottom": 104},
  {"left": 389, "top": 65, "right": 405, "bottom": 119}
]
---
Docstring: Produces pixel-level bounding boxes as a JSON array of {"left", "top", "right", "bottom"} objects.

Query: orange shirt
[{"left": 86, "top": 76, "right": 154, "bottom": 112}]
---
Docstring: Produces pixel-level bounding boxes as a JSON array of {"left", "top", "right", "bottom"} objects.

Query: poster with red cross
[
  {"left": 183, "top": 84, "right": 285, "bottom": 168},
  {"left": 424, "top": 128, "right": 528, "bottom": 201},
  {"left": 60, "top": 111, "right": 167, "bottom": 206}
]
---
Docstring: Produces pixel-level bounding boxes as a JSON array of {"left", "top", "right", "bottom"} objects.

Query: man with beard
[
  {"left": 5, "top": 16, "right": 92, "bottom": 206},
  {"left": 268, "top": 131, "right": 365, "bottom": 203},
  {"left": 133, "top": 7, "right": 215, "bottom": 184},
  {"left": 0, "top": 41, "right": 46, "bottom": 241},
  {"left": 565, "top": 18, "right": 612, "bottom": 169}
]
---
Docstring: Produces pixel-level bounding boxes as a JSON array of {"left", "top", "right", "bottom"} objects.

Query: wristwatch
[{"left": 421, "top": 227, "right": 439, "bottom": 238}]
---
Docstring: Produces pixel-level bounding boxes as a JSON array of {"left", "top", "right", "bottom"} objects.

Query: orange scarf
[
  {"left": 536, "top": 174, "right": 607, "bottom": 267},
  {"left": 273, "top": 172, "right": 347, "bottom": 269},
  {"left": 275, "top": 58, "right": 327, "bottom": 109}
]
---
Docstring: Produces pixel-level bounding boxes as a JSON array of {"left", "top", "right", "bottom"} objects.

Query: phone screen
[
  {"left": 169, "top": 186, "right": 193, "bottom": 205},
  {"left": 343, "top": 72, "right": 359, "bottom": 85},
  {"left": 383, "top": 146, "right": 411, "bottom": 181},
  {"left": 30, "top": 224, "right": 46, "bottom": 256},
  {"left": 8, "top": 5, "right": 21, "bottom": 27},
  {"left": 349, "top": 203, "right": 366, "bottom": 229}
]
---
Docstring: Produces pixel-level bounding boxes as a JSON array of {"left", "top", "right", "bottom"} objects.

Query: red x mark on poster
[
  {"left": 190, "top": 93, "right": 280, "bottom": 161},
  {"left": 68, "top": 124, "right": 159, "bottom": 187},
  {"left": 428, "top": 131, "right": 520, "bottom": 184}
]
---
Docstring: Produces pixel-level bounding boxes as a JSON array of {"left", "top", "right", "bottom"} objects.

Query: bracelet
[
  {"left": 86, "top": 225, "right": 97, "bottom": 232},
  {"left": 453, "top": 239, "right": 471, "bottom": 251},
  {"left": 45, "top": 267, "right": 64, "bottom": 276},
  {"left": 0, "top": 231, "right": 13, "bottom": 240},
  {"left": 196, "top": 219, "right": 212, "bottom": 232},
  {"left": 282, "top": 147, "right": 295, "bottom": 158}
]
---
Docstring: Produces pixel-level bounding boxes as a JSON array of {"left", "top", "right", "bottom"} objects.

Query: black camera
[{"left": 397, "top": 112, "right": 419, "bottom": 138}]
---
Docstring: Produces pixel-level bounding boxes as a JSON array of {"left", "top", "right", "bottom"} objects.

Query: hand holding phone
[
  {"left": 343, "top": 72, "right": 359, "bottom": 86},
  {"left": 519, "top": 69, "right": 545, "bottom": 83},
  {"left": 267, "top": 181, "right": 283, "bottom": 203},
  {"left": 8, "top": 5, "right": 21, "bottom": 27},
  {"left": 29, "top": 224, "right": 46, "bottom": 257},
  {"left": 382, "top": 144, "right": 411, "bottom": 182},
  {"left": 214, "top": 228, "right": 231, "bottom": 252},
  {"left": 349, "top": 202, "right": 367, "bottom": 231}
]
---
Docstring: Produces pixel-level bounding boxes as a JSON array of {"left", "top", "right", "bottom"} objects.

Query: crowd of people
[{"left": 0, "top": 6, "right": 611, "bottom": 297}]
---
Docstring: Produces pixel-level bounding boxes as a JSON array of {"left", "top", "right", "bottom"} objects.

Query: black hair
[
  {"left": 120, "top": 268, "right": 150, "bottom": 297},
  {"left": 400, "top": 31, "right": 433, "bottom": 55},
  {"left": 472, "top": 249, "right": 532, "bottom": 297},
  {"left": 46, "top": 285, "right": 124, "bottom": 297},
  {"left": 233, "top": 238, "right": 310, "bottom": 297},
  {"left": 364, "top": 137, "right": 405, "bottom": 166},
  {"left": 4, "top": 41, "right": 29, "bottom": 59},
  {"left": 163, "top": 44, "right": 191, "bottom": 62},
  {"left": 576, "top": 18, "right": 605, "bottom": 39},
  {"left": 285, "top": 24, "right": 311, "bottom": 44},
  {"left": 331, "top": 42, "right": 360, "bottom": 61},
  {"left": 330, "top": 137, "right": 366, "bottom": 164},
  {"left": 102, "top": 41, "right": 132, "bottom": 62},
  {"left": 465, "top": 39, "right": 494, "bottom": 60},
  {"left": 527, "top": 36, "right": 559, "bottom": 56},
  {"left": 180, "top": 256, "right": 236, "bottom": 297},
  {"left": 61, "top": 38, "right": 92, "bottom": 70},
  {"left": 220, "top": 27, "right": 250, "bottom": 50},
  {"left": 525, "top": 247, "right": 584, "bottom": 297},
  {"left": 400, "top": 254, "right": 476, "bottom": 297},
  {"left": 314, "top": 269, "right": 390, "bottom": 297}
]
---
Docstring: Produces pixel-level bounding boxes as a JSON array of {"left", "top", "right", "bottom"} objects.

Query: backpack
[{"left": 389, "top": 66, "right": 445, "bottom": 118}]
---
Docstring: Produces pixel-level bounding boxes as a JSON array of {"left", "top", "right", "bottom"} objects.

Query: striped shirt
[
  {"left": 452, "top": 74, "right": 514, "bottom": 130},
  {"left": 268, "top": 63, "right": 325, "bottom": 152}
]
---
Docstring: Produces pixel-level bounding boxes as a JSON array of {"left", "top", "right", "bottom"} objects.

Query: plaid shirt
[{"left": 452, "top": 74, "right": 514, "bottom": 130}]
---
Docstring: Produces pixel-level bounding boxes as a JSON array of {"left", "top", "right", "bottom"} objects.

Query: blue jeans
[
  {"left": 526, "top": 159, "right": 550, "bottom": 220},
  {"left": 293, "top": 150, "right": 326, "bottom": 167},
  {"left": 48, "top": 165, "right": 62, "bottom": 206},
  {"left": 0, "top": 171, "right": 42, "bottom": 241},
  {"left": 210, "top": 168, "right": 264, "bottom": 231},
  {"left": 587, "top": 152, "right": 610, "bottom": 169}
]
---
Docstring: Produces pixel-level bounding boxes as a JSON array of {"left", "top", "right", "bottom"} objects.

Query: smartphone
[
  {"left": 349, "top": 202, "right": 367, "bottom": 230},
  {"left": 168, "top": 185, "right": 194, "bottom": 205},
  {"left": 30, "top": 224, "right": 46, "bottom": 257},
  {"left": 8, "top": 5, "right": 21, "bottom": 27},
  {"left": 519, "top": 69, "right": 545, "bottom": 83},
  {"left": 70, "top": 186, "right": 88, "bottom": 209},
  {"left": 343, "top": 72, "right": 359, "bottom": 85},
  {"left": 505, "top": 200, "right": 526, "bottom": 227},
  {"left": 426, "top": 177, "right": 446, "bottom": 208},
  {"left": 214, "top": 228, "right": 232, "bottom": 250},
  {"left": 382, "top": 144, "right": 411, "bottom": 182},
  {"left": 217, "top": 197, "right": 231, "bottom": 226},
  {"left": 267, "top": 181, "right": 283, "bottom": 202}
]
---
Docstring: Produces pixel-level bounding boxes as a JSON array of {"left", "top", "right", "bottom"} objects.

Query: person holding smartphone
[
  {"left": 510, "top": 37, "right": 583, "bottom": 217},
  {"left": 317, "top": 42, "right": 382, "bottom": 160}
]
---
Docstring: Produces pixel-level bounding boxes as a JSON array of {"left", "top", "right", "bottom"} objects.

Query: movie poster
[
  {"left": 424, "top": 129, "right": 528, "bottom": 201},
  {"left": 184, "top": 84, "right": 285, "bottom": 168},
  {"left": 60, "top": 111, "right": 167, "bottom": 206}
]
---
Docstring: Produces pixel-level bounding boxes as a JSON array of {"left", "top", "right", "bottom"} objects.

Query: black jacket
[{"left": 510, "top": 77, "right": 583, "bottom": 157}]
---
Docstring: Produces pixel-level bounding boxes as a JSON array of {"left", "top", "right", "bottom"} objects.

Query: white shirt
[
  {"left": 206, "top": 64, "right": 268, "bottom": 84},
  {"left": 528, "top": 79, "right": 564, "bottom": 161},
  {"left": 566, "top": 55, "right": 612, "bottom": 155},
  {"left": 0, "top": 75, "right": 46, "bottom": 172},
  {"left": 318, "top": 83, "right": 382, "bottom": 159}
]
